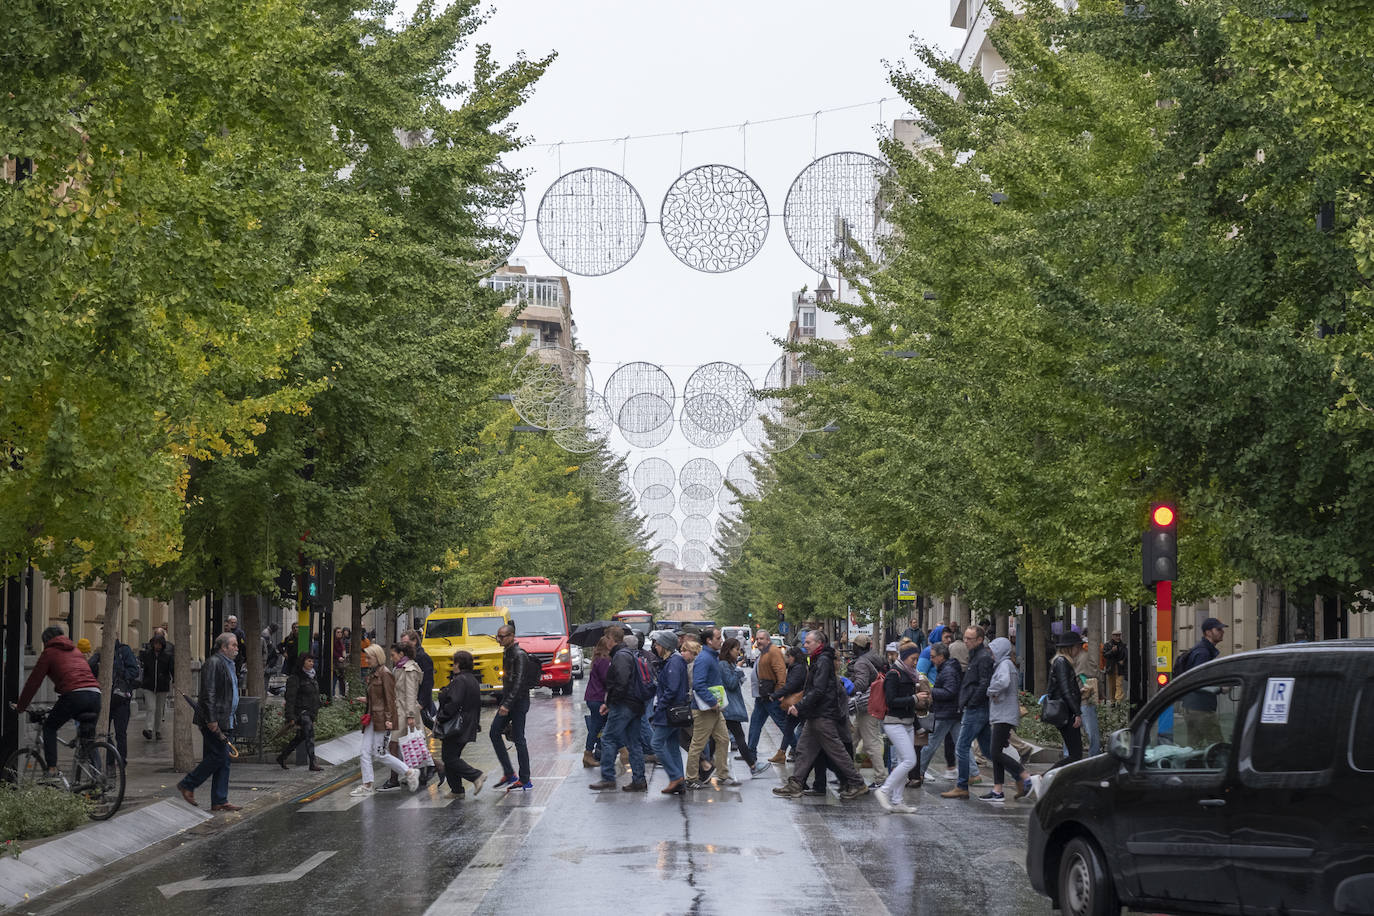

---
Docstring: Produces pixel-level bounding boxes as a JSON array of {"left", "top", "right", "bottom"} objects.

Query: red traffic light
[
  {"left": 776, "top": 602, "right": 784, "bottom": 611},
  {"left": 1156, "top": 672, "right": 1170, "bottom": 687},
  {"left": 1152, "top": 505, "right": 1175, "bottom": 527}
]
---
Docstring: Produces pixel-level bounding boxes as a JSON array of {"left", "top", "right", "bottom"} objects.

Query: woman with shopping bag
[
  {"left": 350, "top": 643, "right": 419, "bottom": 796},
  {"left": 380, "top": 642, "right": 429, "bottom": 791}
]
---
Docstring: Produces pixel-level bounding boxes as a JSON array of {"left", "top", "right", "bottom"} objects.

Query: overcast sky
[{"left": 407, "top": 0, "right": 964, "bottom": 553}]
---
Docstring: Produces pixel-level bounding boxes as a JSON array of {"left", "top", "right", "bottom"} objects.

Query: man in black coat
[
  {"left": 277, "top": 655, "right": 323, "bottom": 771},
  {"left": 943, "top": 625, "right": 995, "bottom": 799},
  {"left": 772, "top": 630, "right": 868, "bottom": 800},
  {"left": 179, "top": 633, "right": 241, "bottom": 811}
]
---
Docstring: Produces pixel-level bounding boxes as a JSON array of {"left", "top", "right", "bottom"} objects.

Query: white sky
[{"left": 408, "top": 0, "right": 964, "bottom": 555}]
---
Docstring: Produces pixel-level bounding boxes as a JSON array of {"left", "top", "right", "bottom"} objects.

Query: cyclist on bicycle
[{"left": 11, "top": 626, "right": 102, "bottom": 775}]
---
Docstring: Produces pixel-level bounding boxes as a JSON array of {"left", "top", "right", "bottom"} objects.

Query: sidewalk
[{"left": 0, "top": 727, "right": 353, "bottom": 910}]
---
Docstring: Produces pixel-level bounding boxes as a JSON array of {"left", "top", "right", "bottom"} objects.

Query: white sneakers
[
  {"left": 874, "top": 787, "right": 894, "bottom": 812},
  {"left": 404, "top": 767, "right": 420, "bottom": 792},
  {"left": 349, "top": 784, "right": 375, "bottom": 797}
]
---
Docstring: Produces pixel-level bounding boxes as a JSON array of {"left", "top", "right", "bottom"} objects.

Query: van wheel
[{"left": 1057, "top": 836, "right": 1118, "bottom": 916}]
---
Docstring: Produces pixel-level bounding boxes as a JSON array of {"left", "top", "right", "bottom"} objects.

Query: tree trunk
[
  {"left": 1085, "top": 599, "right": 1103, "bottom": 697},
  {"left": 171, "top": 590, "right": 195, "bottom": 771},
  {"left": 350, "top": 593, "right": 363, "bottom": 671},
  {"left": 242, "top": 593, "right": 263, "bottom": 698},
  {"left": 1031, "top": 605, "right": 1051, "bottom": 696},
  {"left": 95, "top": 572, "right": 122, "bottom": 738},
  {"left": 1259, "top": 583, "right": 1281, "bottom": 648},
  {"left": 385, "top": 602, "right": 399, "bottom": 647}
]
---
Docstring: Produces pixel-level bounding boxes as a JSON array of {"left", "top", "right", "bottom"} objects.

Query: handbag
[
  {"left": 359, "top": 713, "right": 371, "bottom": 730},
  {"left": 1040, "top": 697, "right": 1071, "bottom": 727},
  {"left": 432, "top": 714, "right": 461, "bottom": 740},
  {"left": 915, "top": 713, "right": 936, "bottom": 732},
  {"left": 778, "top": 691, "right": 803, "bottom": 713},
  {"left": 667, "top": 705, "right": 692, "bottom": 727},
  {"left": 397, "top": 727, "right": 434, "bottom": 769}
]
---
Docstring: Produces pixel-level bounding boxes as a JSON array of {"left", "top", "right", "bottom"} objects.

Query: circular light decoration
[
  {"left": 633, "top": 457, "right": 676, "bottom": 495},
  {"left": 681, "top": 539, "right": 712, "bottom": 572},
  {"left": 580, "top": 463, "right": 624, "bottom": 502},
  {"left": 653, "top": 545, "right": 680, "bottom": 566},
  {"left": 678, "top": 405, "right": 733, "bottom": 449},
  {"left": 742, "top": 397, "right": 804, "bottom": 451},
  {"left": 725, "top": 453, "right": 759, "bottom": 497},
  {"left": 680, "top": 489, "right": 716, "bottom": 517},
  {"left": 551, "top": 392, "right": 614, "bottom": 453},
  {"left": 476, "top": 167, "right": 526, "bottom": 268},
  {"left": 681, "top": 514, "right": 713, "bottom": 543},
  {"left": 783, "top": 151, "right": 893, "bottom": 277},
  {"left": 679, "top": 457, "right": 723, "bottom": 494},
  {"left": 659, "top": 164, "right": 770, "bottom": 273},
  {"left": 718, "top": 518, "right": 751, "bottom": 549},
  {"left": 536, "top": 167, "right": 646, "bottom": 276},
  {"left": 764, "top": 355, "right": 832, "bottom": 434},
  {"left": 603, "top": 362, "right": 676, "bottom": 433},
  {"left": 618, "top": 411, "right": 674, "bottom": 449},
  {"left": 510, "top": 347, "right": 594, "bottom": 430},
  {"left": 639, "top": 490, "right": 675, "bottom": 517},
  {"left": 717, "top": 488, "right": 741, "bottom": 519},
  {"left": 681, "top": 483, "right": 715, "bottom": 503},
  {"left": 717, "top": 543, "right": 742, "bottom": 565},
  {"left": 640, "top": 484, "right": 673, "bottom": 501},
  {"left": 646, "top": 513, "right": 677, "bottom": 545},
  {"left": 683, "top": 362, "right": 755, "bottom": 434}
]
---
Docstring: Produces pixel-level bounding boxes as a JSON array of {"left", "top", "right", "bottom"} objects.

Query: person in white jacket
[{"left": 983, "top": 637, "right": 1033, "bottom": 803}]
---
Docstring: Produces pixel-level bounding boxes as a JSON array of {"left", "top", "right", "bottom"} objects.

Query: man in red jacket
[{"left": 12, "top": 626, "right": 102, "bottom": 775}]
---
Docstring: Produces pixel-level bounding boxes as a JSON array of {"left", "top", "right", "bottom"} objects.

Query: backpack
[
  {"left": 521, "top": 649, "right": 544, "bottom": 690},
  {"left": 629, "top": 654, "right": 655, "bottom": 705},
  {"left": 1173, "top": 648, "right": 1194, "bottom": 679},
  {"left": 866, "top": 671, "right": 888, "bottom": 718}
]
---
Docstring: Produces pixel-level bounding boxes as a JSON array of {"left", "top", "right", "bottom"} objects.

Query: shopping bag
[{"left": 397, "top": 727, "right": 434, "bottom": 769}]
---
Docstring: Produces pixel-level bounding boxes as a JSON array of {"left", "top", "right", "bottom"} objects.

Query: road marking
[
  {"left": 156, "top": 851, "right": 337, "bottom": 898},
  {"left": 793, "top": 808, "right": 891, "bottom": 915},
  {"left": 423, "top": 808, "right": 547, "bottom": 916},
  {"left": 552, "top": 841, "right": 781, "bottom": 865}
]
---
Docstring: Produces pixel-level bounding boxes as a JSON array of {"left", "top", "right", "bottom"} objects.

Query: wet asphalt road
[{"left": 36, "top": 683, "right": 1051, "bottom": 916}]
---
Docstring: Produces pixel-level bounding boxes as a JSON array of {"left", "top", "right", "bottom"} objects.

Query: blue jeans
[
  {"left": 584, "top": 700, "right": 606, "bottom": 754},
  {"left": 651, "top": 723, "right": 684, "bottom": 782},
  {"left": 599, "top": 703, "right": 645, "bottom": 782},
  {"left": 747, "top": 697, "right": 786, "bottom": 753},
  {"left": 181, "top": 725, "right": 231, "bottom": 806},
  {"left": 918, "top": 717, "right": 959, "bottom": 775},
  {"left": 1080, "top": 705, "right": 1101, "bottom": 756},
  {"left": 640, "top": 707, "right": 655, "bottom": 756},
  {"left": 955, "top": 706, "right": 992, "bottom": 789},
  {"left": 490, "top": 696, "right": 530, "bottom": 782}
]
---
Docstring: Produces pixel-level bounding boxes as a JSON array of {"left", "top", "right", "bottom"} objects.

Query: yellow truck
[{"left": 421, "top": 606, "right": 510, "bottom": 698}]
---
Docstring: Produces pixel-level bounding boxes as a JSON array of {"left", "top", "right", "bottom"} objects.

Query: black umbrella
[{"left": 569, "top": 620, "right": 620, "bottom": 648}]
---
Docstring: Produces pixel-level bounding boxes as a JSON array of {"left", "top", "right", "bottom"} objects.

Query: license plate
[{"left": 540, "top": 672, "right": 554, "bottom": 681}]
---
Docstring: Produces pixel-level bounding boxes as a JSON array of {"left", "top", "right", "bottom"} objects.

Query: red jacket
[{"left": 17, "top": 636, "right": 100, "bottom": 709}]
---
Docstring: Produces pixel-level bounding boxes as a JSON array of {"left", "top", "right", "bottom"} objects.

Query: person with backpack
[
  {"left": 490, "top": 624, "right": 534, "bottom": 793},
  {"left": 89, "top": 634, "right": 141, "bottom": 769},
  {"left": 847, "top": 633, "right": 890, "bottom": 787},
  {"left": 874, "top": 644, "right": 927, "bottom": 813},
  {"left": 648, "top": 631, "right": 689, "bottom": 794},
  {"left": 681, "top": 627, "right": 732, "bottom": 790},
  {"left": 718, "top": 638, "right": 770, "bottom": 776},
  {"left": 589, "top": 626, "right": 650, "bottom": 792}
]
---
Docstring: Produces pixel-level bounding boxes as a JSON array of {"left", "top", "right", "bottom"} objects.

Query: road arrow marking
[{"left": 157, "top": 850, "right": 337, "bottom": 898}]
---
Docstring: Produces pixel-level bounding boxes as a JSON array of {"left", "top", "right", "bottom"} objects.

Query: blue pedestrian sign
[
  {"left": 897, "top": 569, "right": 916, "bottom": 601},
  {"left": 778, "top": 620, "right": 791, "bottom": 636}
]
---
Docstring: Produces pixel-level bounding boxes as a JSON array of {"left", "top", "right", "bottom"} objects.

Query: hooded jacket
[
  {"left": 916, "top": 625, "right": 946, "bottom": 679},
  {"left": 651, "top": 651, "right": 689, "bottom": 727},
  {"left": 985, "top": 637, "right": 1021, "bottom": 725},
  {"left": 797, "top": 645, "right": 844, "bottom": 721},
  {"left": 848, "top": 647, "right": 888, "bottom": 701},
  {"left": 718, "top": 656, "right": 748, "bottom": 721},
  {"left": 605, "top": 642, "right": 645, "bottom": 714},
  {"left": 930, "top": 656, "right": 963, "bottom": 720},
  {"left": 17, "top": 636, "right": 100, "bottom": 709}
]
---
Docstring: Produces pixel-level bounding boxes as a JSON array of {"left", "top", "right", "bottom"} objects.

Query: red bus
[{"left": 492, "top": 577, "right": 573, "bottom": 694}]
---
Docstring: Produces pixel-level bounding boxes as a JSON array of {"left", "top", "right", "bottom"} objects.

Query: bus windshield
[{"left": 496, "top": 594, "right": 567, "bottom": 637}]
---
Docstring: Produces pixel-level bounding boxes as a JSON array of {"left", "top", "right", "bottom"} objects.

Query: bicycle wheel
[
  {"left": 2, "top": 748, "right": 43, "bottom": 789},
  {"left": 74, "top": 741, "right": 125, "bottom": 820}
]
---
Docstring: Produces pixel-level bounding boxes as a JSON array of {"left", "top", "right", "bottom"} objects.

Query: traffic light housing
[
  {"left": 305, "top": 563, "right": 320, "bottom": 604},
  {"left": 1142, "top": 503, "right": 1178, "bottom": 587}
]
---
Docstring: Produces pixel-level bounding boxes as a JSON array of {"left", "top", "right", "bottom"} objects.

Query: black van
[{"left": 1026, "top": 639, "right": 1374, "bottom": 916}]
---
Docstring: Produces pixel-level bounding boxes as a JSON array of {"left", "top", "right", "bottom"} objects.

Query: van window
[
  {"left": 1142, "top": 680, "right": 1242, "bottom": 772},
  {"left": 1348, "top": 676, "right": 1374, "bottom": 772},
  {"left": 425, "top": 618, "right": 463, "bottom": 640},
  {"left": 1253, "top": 674, "right": 1342, "bottom": 773}
]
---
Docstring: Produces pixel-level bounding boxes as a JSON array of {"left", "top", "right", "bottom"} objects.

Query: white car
[{"left": 570, "top": 644, "right": 584, "bottom": 679}]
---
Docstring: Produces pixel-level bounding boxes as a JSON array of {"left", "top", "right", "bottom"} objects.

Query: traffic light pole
[{"left": 1155, "top": 579, "right": 1173, "bottom": 683}]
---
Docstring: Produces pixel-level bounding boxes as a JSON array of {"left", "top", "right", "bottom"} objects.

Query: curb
[{"left": 2, "top": 733, "right": 359, "bottom": 911}]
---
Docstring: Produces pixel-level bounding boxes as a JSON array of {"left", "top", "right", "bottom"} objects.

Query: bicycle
[{"left": 2, "top": 705, "right": 126, "bottom": 820}]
